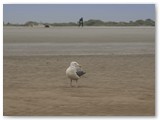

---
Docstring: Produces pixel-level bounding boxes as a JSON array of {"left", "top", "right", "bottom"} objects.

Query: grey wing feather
[{"left": 76, "top": 71, "right": 86, "bottom": 77}]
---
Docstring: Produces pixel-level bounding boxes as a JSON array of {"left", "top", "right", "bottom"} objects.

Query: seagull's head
[{"left": 70, "top": 61, "right": 81, "bottom": 67}]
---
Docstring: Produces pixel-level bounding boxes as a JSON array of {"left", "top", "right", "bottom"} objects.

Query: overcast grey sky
[{"left": 3, "top": 4, "right": 155, "bottom": 24}]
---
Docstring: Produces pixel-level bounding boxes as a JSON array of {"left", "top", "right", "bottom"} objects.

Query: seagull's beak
[{"left": 79, "top": 64, "right": 82, "bottom": 67}]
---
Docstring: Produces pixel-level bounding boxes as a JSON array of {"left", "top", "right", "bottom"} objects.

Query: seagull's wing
[
  {"left": 76, "top": 71, "right": 85, "bottom": 77},
  {"left": 76, "top": 69, "right": 86, "bottom": 77}
]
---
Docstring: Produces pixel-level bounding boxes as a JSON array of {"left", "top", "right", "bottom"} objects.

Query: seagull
[{"left": 66, "top": 61, "right": 86, "bottom": 87}]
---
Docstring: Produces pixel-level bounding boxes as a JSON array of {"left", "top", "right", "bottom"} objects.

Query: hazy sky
[{"left": 3, "top": 4, "right": 155, "bottom": 24}]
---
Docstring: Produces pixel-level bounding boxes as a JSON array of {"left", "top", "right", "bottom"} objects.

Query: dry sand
[{"left": 3, "top": 27, "right": 155, "bottom": 116}]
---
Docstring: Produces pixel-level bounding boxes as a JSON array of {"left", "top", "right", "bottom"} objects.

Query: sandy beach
[{"left": 3, "top": 27, "right": 155, "bottom": 115}]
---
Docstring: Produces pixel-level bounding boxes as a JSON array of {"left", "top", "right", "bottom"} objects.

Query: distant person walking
[{"left": 79, "top": 17, "right": 83, "bottom": 27}]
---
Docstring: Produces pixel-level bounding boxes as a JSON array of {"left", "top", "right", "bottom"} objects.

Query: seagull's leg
[
  {"left": 70, "top": 79, "right": 72, "bottom": 87},
  {"left": 76, "top": 80, "right": 78, "bottom": 88}
]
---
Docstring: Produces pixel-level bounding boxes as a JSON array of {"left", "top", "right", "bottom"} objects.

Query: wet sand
[
  {"left": 4, "top": 26, "right": 154, "bottom": 56},
  {"left": 3, "top": 27, "right": 155, "bottom": 115}
]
